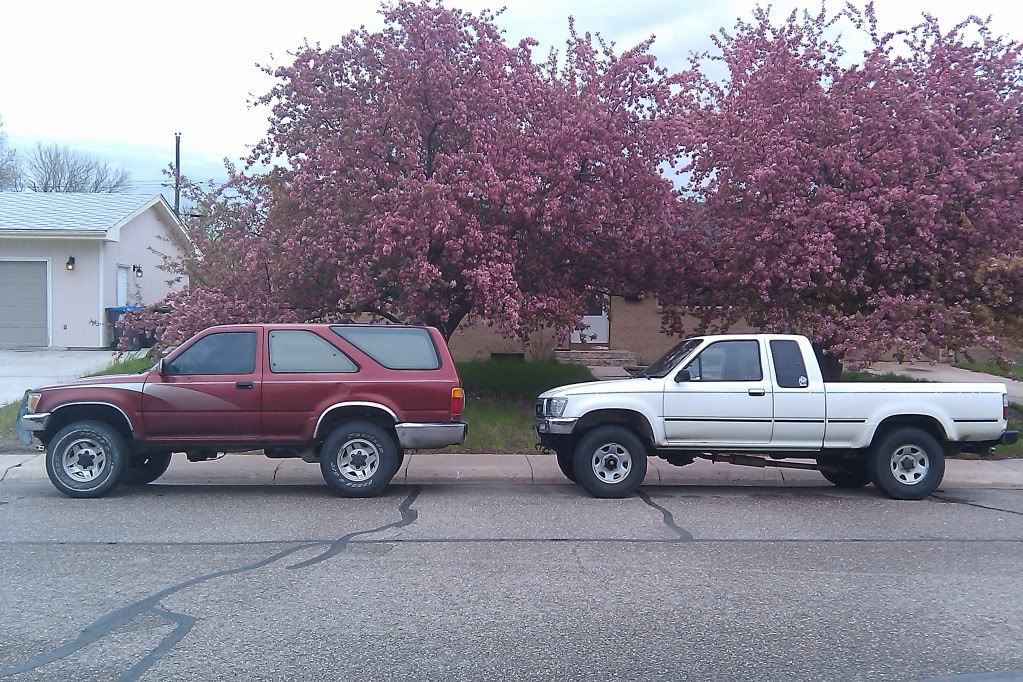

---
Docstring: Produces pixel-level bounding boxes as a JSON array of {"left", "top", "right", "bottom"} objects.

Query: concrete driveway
[{"left": 0, "top": 349, "right": 119, "bottom": 404}]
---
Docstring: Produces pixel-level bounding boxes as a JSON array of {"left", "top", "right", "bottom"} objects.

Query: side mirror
[
  {"left": 675, "top": 369, "right": 691, "bottom": 383},
  {"left": 156, "top": 358, "right": 167, "bottom": 375}
]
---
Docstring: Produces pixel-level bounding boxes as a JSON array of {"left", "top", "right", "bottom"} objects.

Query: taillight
[
  {"left": 1005, "top": 394, "right": 1010, "bottom": 421},
  {"left": 451, "top": 387, "right": 465, "bottom": 419}
]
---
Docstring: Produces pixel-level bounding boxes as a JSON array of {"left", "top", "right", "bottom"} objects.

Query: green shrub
[{"left": 456, "top": 359, "right": 593, "bottom": 400}]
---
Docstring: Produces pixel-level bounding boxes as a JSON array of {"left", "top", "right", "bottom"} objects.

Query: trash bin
[{"left": 106, "top": 305, "right": 141, "bottom": 350}]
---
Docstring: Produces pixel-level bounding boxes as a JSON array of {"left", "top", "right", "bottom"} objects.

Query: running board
[{"left": 698, "top": 453, "right": 819, "bottom": 470}]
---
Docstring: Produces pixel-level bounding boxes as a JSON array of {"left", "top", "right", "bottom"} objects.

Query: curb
[{"left": 3, "top": 452, "right": 1022, "bottom": 489}]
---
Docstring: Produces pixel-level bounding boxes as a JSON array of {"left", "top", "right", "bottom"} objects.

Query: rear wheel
[
  {"left": 572, "top": 426, "right": 647, "bottom": 498},
  {"left": 319, "top": 421, "right": 399, "bottom": 498},
  {"left": 816, "top": 457, "right": 871, "bottom": 488},
  {"left": 122, "top": 452, "right": 173, "bottom": 485},
  {"left": 869, "top": 427, "right": 945, "bottom": 500},
  {"left": 45, "top": 420, "right": 127, "bottom": 498}
]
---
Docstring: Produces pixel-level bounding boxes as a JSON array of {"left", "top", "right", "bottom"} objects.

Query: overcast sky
[{"left": 1, "top": 0, "right": 1020, "bottom": 194}]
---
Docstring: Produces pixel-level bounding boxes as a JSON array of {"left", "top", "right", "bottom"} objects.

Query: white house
[{"left": 0, "top": 193, "right": 189, "bottom": 348}]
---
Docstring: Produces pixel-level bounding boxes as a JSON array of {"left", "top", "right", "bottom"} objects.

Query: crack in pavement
[
  {"left": 287, "top": 486, "right": 422, "bottom": 569},
  {"left": 636, "top": 490, "right": 694, "bottom": 541},
  {"left": 932, "top": 493, "right": 1023, "bottom": 518},
  {"left": 0, "top": 486, "right": 423, "bottom": 680},
  {"left": 270, "top": 460, "right": 286, "bottom": 485},
  {"left": 0, "top": 454, "right": 41, "bottom": 483}
]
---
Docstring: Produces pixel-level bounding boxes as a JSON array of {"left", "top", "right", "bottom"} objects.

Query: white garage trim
[{"left": 0, "top": 257, "right": 52, "bottom": 347}]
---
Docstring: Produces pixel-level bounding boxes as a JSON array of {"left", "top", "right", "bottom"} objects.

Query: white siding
[{"left": 101, "top": 208, "right": 188, "bottom": 346}]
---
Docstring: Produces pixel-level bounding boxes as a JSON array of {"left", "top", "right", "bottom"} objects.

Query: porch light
[
  {"left": 132, "top": 264, "right": 143, "bottom": 278},
  {"left": 65, "top": 256, "right": 75, "bottom": 271}
]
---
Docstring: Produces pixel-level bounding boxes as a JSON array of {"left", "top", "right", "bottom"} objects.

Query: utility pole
[{"left": 173, "top": 132, "right": 181, "bottom": 220}]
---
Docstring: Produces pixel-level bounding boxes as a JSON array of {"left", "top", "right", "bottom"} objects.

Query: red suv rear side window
[{"left": 330, "top": 326, "right": 441, "bottom": 370}]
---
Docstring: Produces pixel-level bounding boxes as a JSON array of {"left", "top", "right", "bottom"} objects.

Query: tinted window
[
  {"left": 169, "top": 332, "right": 256, "bottom": 375},
  {"left": 331, "top": 326, "right": 440, "bottom": 370},
  {"left": 269, "top": 331, "right": 357, "bottom": 373},
  {"left": 684, "top": 340, "right": 762, "bottom": 382},
  {"left": 770, "top": 340, "right": 809, "bottom": 388}
]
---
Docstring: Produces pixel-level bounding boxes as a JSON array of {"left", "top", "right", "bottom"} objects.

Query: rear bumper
[
  {"left": 395, "top": 422, "right": 466, "bottom": 449},
  {"left": 1003, "top": 431, "right": 1019, "bottom": 445}
]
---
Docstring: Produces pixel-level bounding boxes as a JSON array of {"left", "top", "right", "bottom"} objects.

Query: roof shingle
[{"left": 0, "top": 193, "right": 162, "bottom": 231}]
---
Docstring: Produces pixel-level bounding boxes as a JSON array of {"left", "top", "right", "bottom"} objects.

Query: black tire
[
  {"left": 869, "top": 427, "right": 945, "bottom": 500},
  {"left": 45, "top": 420, "right": 127, "bottom": 498},
  {"left": 122, "top": 452, "right": 173, "bottom": 486},
  {"left": 319, "top": 421, "right": 399, "bottom": 498},
  {"left": 572, "top": 426, "right": 648, "bottom": 498},
  {"left": 816, "top": 457, "right": 871, "bottom": 488},
  {"left": 556, "top": 448, "right": 577, "bottom": 482}
]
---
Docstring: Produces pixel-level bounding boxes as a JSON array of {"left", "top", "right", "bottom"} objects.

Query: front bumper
[
  {"left": 1003, "top": 431, "right": 1019, "bottom": 445},
  {"left": 534, "top": 417, "right": 578, "bottom": 435},
  {"left": 16, "top": 389, "right": 48, "bottom": 445},
  {"left": 395, "top": 422, "right": 467, "bottom": 449}
]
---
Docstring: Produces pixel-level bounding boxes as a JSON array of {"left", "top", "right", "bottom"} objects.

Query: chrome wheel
[
  {"left": 61, "top": 438, "right": 108, "bottom": 483},
  {"left": 591, "top": 442, "right": 632, "bottom": 484},
  {"left": 890, "top": 444, "right": 928, "bottom": 485},
  {"left": 336, "top": 438, "right": 381, "bottom": 482}
]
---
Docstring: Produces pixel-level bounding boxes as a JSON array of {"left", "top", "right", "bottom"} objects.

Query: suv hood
[
  {"left": 539, "top": 377, "right": 661, "bottom": 399},
  {"left": 36, "top": 372, "right": 150, "bottom": 392}
]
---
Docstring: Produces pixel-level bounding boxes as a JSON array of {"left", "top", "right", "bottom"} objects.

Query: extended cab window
[
  {"left": 168, "top": 332, "right": 256, "bottom": 375},
  {"left": 684, "top": 340, "right": 762, "bottom": 382},
  {"left": 770, "top": 340, "right": 809, "bottom": 388},
  {"left": 269, "top": 330, "right": 357, "bottom": 373},
  {"left": 331, "top": 326, "right": 440, "bottom": 370}
]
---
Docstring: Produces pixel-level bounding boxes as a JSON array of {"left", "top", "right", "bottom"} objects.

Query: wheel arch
[
  {"left": 45, "top": 402, "right": 134, "bottom": 444},
  {"left": 314, "top": 402, "right": 398, "bottom": 440},
  {"left": 867, "top": 414, "right": 948, "bottom": 448},
  {"left": 574, "top": 409, "right": 656, "bottom": 448}
]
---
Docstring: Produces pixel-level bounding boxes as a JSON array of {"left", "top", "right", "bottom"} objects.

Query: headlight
[
  {"left": 25, "top": 392, "right": 41, "bottom": 414},
  {"left": 548, "top": 398, "right": 568, "bottom": 417}
]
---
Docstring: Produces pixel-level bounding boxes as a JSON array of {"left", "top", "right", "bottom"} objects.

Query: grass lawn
[
  {"left": 839, "top": 370, "right": 928, "bottom": 382},
  {"left": 954, "top": 359, "right": 1023, "bottom": 382}
]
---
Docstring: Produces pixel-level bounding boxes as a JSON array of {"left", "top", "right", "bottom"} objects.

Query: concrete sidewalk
[
  {"left": 869, "top": 361, "right": 1023, "bottom": 402},
  {"left": 4, "top": 451, "right": 1022, "bottom": 489}
]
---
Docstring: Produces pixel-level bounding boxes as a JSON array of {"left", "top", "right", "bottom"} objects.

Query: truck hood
[{"left": 539, "top": 377, "right": 661, "bottom": 399}]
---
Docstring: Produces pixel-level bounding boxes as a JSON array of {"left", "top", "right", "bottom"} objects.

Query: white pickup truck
[{"left": 535, "top": 334, "right": 1018, "bottom": 500}]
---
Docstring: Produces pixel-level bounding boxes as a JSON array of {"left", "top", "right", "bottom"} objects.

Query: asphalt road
[{"left": 2, "top": 479, "right": 1023, "bottom": 682}]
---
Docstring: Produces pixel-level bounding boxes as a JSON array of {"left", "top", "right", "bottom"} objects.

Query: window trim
[
  {"left": 267, "top": 329, "right": 360, "bottom": 374},
  {"left": 329, "top": 325, "right": 442, "bottom": 371},
  {"left": 166, "top": 331, "right": 257, "bottom": 376},
  {"left": 769, "top": 339, "right": 809, "bottom": 389},
  {"left": 682, "top": 339, "right": 764, "bottom": 383}
]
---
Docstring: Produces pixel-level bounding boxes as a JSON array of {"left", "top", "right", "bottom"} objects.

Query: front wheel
[
  {"left": 869, "top": 427, "right": 945, "bottom": 500},
  {"left": 556, "top": 448, "right": 577, "bottom": 482},
  {"left": 572, "top": 426, "right": 648, "bottom": 498},
  {"left": 45, "top": 420, "right": 127, "bottom": 498},
  {"left": 320, "top": 421, "right": 399, "bottom": 498},
  {"left": 122, "top": 452, "right": 173, "bottom": 485}
]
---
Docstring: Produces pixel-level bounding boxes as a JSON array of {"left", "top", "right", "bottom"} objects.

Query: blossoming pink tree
[
  {"left": 126, "top": 1, "right": 685, "bottom": 348},
  {"left": 661, "top": 6, "right": 1023, "bottom": 378}
]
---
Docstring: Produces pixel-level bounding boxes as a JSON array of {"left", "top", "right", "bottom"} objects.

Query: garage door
[{"left": 0, "top": 261, "right": 48, "bottom": 346}]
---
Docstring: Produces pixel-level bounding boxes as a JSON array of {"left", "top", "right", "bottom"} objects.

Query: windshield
[{"left": 641, "top": 338, "right": 703, "bottom": 378}]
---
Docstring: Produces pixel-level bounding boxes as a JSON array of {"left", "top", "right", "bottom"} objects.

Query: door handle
[
  {"left": 235, "top": 381, "right": 254, "bottom": 389},
  {"left": 748, "top": 388, "right": 766, "bottom": 396}
]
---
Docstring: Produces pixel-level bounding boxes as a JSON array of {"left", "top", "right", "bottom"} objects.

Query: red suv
[{"left": 18, "top": 324, "right": 466, "bottom": 498}]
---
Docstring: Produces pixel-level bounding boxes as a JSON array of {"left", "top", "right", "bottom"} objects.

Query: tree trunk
[
  {"left": 812, "top": 343, "right": 844, "bottom": 382},
  {"left": 425, "top": 305, "right": 470, "bottom": 341}
]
